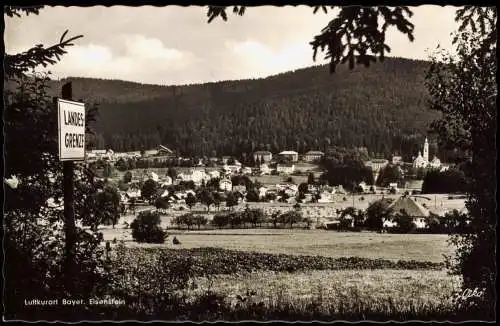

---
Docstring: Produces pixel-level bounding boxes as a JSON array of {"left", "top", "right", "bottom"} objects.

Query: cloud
[
  {"left": 4, "top": 5, "right": 460, "bottom": 85},
  {"left": 226, "top": 40, "right": 326, "bottom": 79},
  {"left": 124, "top": 34, "right": 185, "bottom": 61},
  {"left": 44, "top": 35, "right": 195, "bottom": 84}
]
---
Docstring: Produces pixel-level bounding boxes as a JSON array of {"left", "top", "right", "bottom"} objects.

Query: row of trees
[
  {"left": 211, "top": 208, "right": 308, "bottom": 229},
  {"left": 338, "top": 201, "right": 470, "bottom": 234}
]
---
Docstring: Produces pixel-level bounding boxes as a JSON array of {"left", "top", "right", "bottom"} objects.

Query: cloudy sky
[{"left": 5, "top": 5, "right": 460, "bottom": 85}]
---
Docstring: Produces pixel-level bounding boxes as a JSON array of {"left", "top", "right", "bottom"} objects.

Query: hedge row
[{"left": 112, "top": 246, "right": 444, "bottom": 277}]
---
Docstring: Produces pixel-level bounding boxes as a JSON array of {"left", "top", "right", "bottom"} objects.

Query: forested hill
[{"left": 47, "top": 57, "right": 442, "bottom": 161}]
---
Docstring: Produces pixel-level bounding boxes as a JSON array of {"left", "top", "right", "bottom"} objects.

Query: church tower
[{"left": 423, "top": 137, "right": 429, "bottom": 163}]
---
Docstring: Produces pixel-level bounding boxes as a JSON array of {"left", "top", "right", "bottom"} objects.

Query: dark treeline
[
  {"left": 47, "top": 58, "right": 463, "bottom": 162},
  {"left": 421, "top": 169, "right": 468, "bottom": 194}
]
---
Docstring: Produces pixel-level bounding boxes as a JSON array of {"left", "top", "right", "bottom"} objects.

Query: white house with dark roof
[
  {"left": 383, "top": 195, "right": 430, "bottom": 229},
  {"left": 219, "top": 178, "right": 233, "bottom": 192},
  {"left": 260, "top": 163, "right": 272, "bottom": 175},
  {"left": 303, "top": 151, "right": 324, "bottom": 162},
  {"left": 276, "top": 163, "right": 295, "bottom": 174},
  {"left": 278, "top": 150, "right": 299, "bottom": 162}
]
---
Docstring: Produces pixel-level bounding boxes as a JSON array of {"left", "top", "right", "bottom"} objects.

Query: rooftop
[{"left": 389, "top": 196, "right": 430, "bottom": 217}]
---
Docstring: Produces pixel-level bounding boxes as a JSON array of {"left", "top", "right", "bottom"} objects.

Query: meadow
[
  {"left": 94, "top": 185, "right": 468, "bottom": 321},
  {"left": 186, "top": 269, "right": 461, "bottom": 315},
  {"left": 100, "top": 244, "right": 469, "bottom": 321},
  {"left": 102, "top": 227, "right": 454, "bottom": 263}
]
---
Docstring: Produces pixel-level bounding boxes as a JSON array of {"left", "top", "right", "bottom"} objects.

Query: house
[
  {"left": 207, "top": 170, "right": 221, "bottom": 179},
  {"left": 178, "top": 169, "right": 208, "bottom": 185},
  {"left": 158, "top": 144, "right": 174, "bottom": 155},
  {"left": 279, "top": 150, "right": 299, "bottom": 162},
  {"left": 365, "top": 159, "right": 389, "bottom": 171},
  {"left": 219, "top": 178, "right": 233, "bottom": 192},
  {"left": 221, "top": 156, "right": 232, "bottom": 164},
  {"left": 89, "top": 149, "right": 107, "bottom": 157},
  {"left": 389, "top": 182, "right": 399, "bottom": 192},
  {"left": 307, "top": 184, "right": 318, "bottom": 193},
  {"left": 258, "top": 186, "right": 268, "bottom": 199},
  {"left": 284, "top": 186, "right": 298, "bottom": 197},
  {"left": 145, "top": 145, "right": 177, "bottom": 163},
  {"left": 149, "top": 171, "right": 159, "bottom": 182},
  {"left": 126, "top": 188, "right": 141, "bottom": 199},
  {"left": 222, "top": 164, "right": 241, "bottom": 174},
  {"left": 253, "top": 151, "right": 273, "bottom": 163},
  {"left": 386, "top": 195, "right": 430, "bottom": 229},
  {"left": 334, "top": 185, "right": 346, "bottom": 194},
  {"left": 260, "top": 163, "right": 272, "bottom": 175},
  {"left": 123, "top": 151, "right": 141, "bottom": 158},
  {"left": 303, "top": 151, "right": 324, "bottom": 163},
  {"left": 358, "top": 181, "right": 370, "bottom": 193},
  {"left": 317, "top": 191, "right": 333, "bottom": 203},
  {"left": 143, "top": 149, "right": 159, "bottom": 157},
  {"left": 303, "top": 193, "right": 313, "bottom": 203},
  {"left": 227, "top": 165, "right": 241, "bottom": 173},
  {"left": 161, "top": 176, "right": 173, "bottom": 187},
  {"left": 276, "top": 164, "right": 295, "bottom": 174},
  {"left": 233, "top": 185, "right": 247, "bottom": 193},
  {"left": 440, "top": 165, "right": 450, "bottom": 172},
  {"left": 322, "top": 221, "right": 341, "bottom": 230},
  {"left": 242, "top": 167, "right": 253, "bottom": 175},
  {"left": 404, "top": 180, "right": 423, "bottom": 193}
]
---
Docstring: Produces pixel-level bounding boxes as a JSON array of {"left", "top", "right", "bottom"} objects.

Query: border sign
[{"left": 58, "top": 98, "right": 86, "bottom": 161}]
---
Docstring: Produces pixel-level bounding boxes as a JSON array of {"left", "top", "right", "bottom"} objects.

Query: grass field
[
  {"left": 185, "top": 269, "right": 461, "bottom": 311},
  {"left": 101, "top": 227, "right": 454, "bottom": 263}
]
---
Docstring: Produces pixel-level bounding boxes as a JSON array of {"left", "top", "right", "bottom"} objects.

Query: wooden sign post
[{"left": 58, "top": 82, "right": 85, "bottom": 293}]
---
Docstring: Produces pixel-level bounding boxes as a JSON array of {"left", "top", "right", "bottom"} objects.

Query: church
[{"left": 412, "top": 138, "right": 442, "bottom": 169}]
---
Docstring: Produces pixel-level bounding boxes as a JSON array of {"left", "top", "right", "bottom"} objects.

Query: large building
[
  {"left": 364, "top": 158, "right": 389, "bottom": 181},
  {"left": 278, "top": 150, "right": 299, "bottom": 162},
  {"left": 413, "top": 138, "right": 442, "bottom": 169},
  {"left": 303, "top": 151, "right": 324, "bottom": 163},
  {"left": 253, "top": 151, "right": 273, "bottom": 163}
]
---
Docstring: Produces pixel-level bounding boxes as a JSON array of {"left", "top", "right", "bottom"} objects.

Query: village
[{"left": 83, "top": 137, "right": 466, "bottom": 234}]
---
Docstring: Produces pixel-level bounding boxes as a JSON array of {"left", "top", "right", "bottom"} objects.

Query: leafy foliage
[
  {"left": 426, "top": 6, "right": 496, "bottom": 313},
  {"left": 130, "top": 211, "right": 166, "bottom": 243},
  {"left": 81, "top": 185, "right": 121, "bottom": 229},
  {"left": 141, "top": 179, "right": 159, "bottom": 202},
  {"left": 365, "top": 199, "right": 393, "bottom": 231},
  {"left": 393, "top": 209, "right": 416, "bottom": 233},
  {"left": 4, "top": 8, "right": 110, "bottom": 320},
  {"left": 4, "top": 29, "right": 83, "bottom": 80},
  {"left": 376, "top": 164, "right": 403, "bottom": 187},
  {"left": 421, "top": 169, "right": 468, "bottom": 194}
]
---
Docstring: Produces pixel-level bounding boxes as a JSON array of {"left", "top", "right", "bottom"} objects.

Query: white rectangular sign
[{"left": 58, "top": 99, "right": 86, "bottom": 161}]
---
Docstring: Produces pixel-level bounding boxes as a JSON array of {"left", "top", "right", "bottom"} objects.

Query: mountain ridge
[{"left": 45, "top": 57, "right": 445, "bottom": 161}]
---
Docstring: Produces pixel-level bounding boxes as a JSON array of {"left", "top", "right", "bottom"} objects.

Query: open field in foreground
[
  {"left": 101, "top": 228, "right": 454, "bottom": 263},
  {"left": 186, "top": 269, "right": 461, "bottom": 312}
]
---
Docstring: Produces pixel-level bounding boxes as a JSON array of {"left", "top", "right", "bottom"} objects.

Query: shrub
[
  {"left": 172, "top": 236, "right": 181, "bottom": 245},
  {"left": 130, "top": 211, "right": 166, "bottom": 243}
]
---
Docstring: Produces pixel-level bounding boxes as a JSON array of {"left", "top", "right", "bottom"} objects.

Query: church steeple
[{"left": 423, "top": 137, "right": 429, "bottom": 163}]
